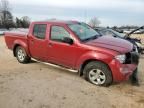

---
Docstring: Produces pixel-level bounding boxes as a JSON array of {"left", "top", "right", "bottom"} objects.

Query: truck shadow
[
  {"left": 29, "top": 59, "right": 142, "bottom": 87},
  {"left": 31, "top": 59, "right": 79, "bottom": 77},
  {"left": 30, "top": 60, "right": 37, "bottom": 64}
]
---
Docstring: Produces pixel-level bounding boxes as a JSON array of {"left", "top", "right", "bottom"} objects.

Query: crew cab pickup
[{"left": 4, "top": 21, "right": 139, "bottom": 86}]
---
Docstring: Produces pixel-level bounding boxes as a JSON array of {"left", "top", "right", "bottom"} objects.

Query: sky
[{"left": 10, "top": 0, "right": 144, "bottom": 26}]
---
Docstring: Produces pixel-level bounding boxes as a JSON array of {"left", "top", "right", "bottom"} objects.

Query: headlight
[{"left": 115, "top": 54, "right": 126, "bottom": 63}]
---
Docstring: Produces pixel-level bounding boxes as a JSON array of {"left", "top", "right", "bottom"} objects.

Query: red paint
[{"left": 4, "top": 21, "right": 138, "bottom": 83}]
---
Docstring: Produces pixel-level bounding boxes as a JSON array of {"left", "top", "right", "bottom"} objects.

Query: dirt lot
[
  {"left": 0, "top": 36, "right": 144, "bottom": 108},
  {"left": 131, "top": 34, "right": 144, "bottom": 44}
]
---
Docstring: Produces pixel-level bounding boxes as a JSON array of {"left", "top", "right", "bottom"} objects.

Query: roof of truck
[{"left": 32, "top": 20, "right": 80, "bottom": 25}]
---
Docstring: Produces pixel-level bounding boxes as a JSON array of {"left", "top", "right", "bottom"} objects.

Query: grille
[{"left": 125, "top": 52, "right": 139, "bottom": 64}]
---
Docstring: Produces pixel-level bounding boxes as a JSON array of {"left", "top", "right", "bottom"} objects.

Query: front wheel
[
  {"left": 15, "top": 46, "right": 31, "bottom": 63},
  {"left": 84, "top": 61, "right": 112, "bottom": 86}
]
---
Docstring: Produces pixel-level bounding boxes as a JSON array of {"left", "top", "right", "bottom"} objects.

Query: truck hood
[{"left": 85, "top": 36, "right": 133, "bottom": 53}]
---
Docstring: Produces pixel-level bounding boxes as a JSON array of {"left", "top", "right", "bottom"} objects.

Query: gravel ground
[{"left": 0, "top": 36, "right": 144, "bottom": 108}]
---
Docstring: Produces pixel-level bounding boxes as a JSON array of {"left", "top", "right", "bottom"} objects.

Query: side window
[
  {"left": 33, "top": 24, "right": 47, "bottom": 39},
  {"left": 51, "top": 26, "right": 70, "bottom": 42}
]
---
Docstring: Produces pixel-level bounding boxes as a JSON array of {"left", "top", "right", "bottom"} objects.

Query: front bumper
[
  {"left": 109, "top": 59, "right": 138, "bottom": 82},
  {"left": 109, "top": 52, "right": 139, "bottom": 82}
]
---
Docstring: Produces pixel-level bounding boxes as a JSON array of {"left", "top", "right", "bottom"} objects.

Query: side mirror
[{"left": 63, "top": 37, "right": 74, "bottom": 45}]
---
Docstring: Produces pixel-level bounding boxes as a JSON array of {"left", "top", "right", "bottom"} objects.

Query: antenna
[
  {"left": 84, "top": 9, "right": 87, "bottom": 38},
  {"left": 84, "top": 9, "right": 87, "bottom": 24}
]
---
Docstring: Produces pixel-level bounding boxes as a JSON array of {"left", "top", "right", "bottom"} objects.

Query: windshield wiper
[{"left": 83, "top": 35, "right": 98, "bottom": 42}]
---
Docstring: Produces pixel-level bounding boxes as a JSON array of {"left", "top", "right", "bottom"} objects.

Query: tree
[
  {"left": 88, "top": 17, "right": 101, "bottom": 28},
  {"left": 0, "top": 0, "right": 14, "bottom": 29},
  {"left": 21, "top": 16, "right": 30, "bottom": 28},
  {"left": 0, "top": 0, "right": 10, "bottom": 11},
  {"left": 15, "top": 17, "right": 22, "bottom": 28},
  {"left": 15, "top": 16, "right": 31, "bottom": 28}
]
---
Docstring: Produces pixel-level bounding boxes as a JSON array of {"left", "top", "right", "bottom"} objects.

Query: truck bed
[
  {"left": 5, "top": 30, "right": 28, "bottom": 36},
  {"left": 4, "top": 32, "right": 28, "bottom": 50}
]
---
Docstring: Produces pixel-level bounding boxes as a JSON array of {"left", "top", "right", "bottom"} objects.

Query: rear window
[{"left": 33, "top": 24, "right": 47, "bottom": 39}]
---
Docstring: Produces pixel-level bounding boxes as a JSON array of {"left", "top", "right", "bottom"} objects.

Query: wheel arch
[
  {"left": 79, "top": 59, "right": 97, "bottom": 76},
  {"left": 13, "top": 40, "right": 29, "bottom": 57},
  {"left": 79, "top": 59, "right": 112, "bottom": 76},
  {"left": 77, "top": 52, "right": 113, "bottom": 77}
]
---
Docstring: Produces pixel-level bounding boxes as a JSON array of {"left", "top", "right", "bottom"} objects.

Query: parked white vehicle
[{"left": 0, "top": 29, "right": 8, "bottom": 35}]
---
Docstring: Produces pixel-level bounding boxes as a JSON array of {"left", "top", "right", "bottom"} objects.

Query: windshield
[{"left": 68, "top": 23, "right": 100, "bottom": 41}]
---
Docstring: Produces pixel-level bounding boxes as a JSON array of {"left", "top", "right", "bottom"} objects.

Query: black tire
[
  {"left": 129, "top": 68, "right": 139, "bottom": 86},
  {"left": 83, "top": 61, "right": 112, "bottom": 86},
  {"left": 15, "top": 46, "right": 31, "bottom": 63}
]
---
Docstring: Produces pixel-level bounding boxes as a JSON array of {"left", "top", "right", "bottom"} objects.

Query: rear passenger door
[{"left": 29, "top": 24, "right": 47, "bottom": 60}]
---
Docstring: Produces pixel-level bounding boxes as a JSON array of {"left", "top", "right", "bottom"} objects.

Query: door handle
[
  {"left": 48, "top": 43, "right": 53, "bottom": 47},
  {"left": 31, "top": 40, "right": 34, "bottom": 44}
]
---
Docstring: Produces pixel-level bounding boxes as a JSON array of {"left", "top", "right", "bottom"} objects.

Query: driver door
[{"left": 46, "top": 25, "right": 77, "bottom": 68}]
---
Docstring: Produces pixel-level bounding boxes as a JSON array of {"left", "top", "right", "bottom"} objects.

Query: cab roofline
[{"left": 32, "top": 20, "right": 79, "bottom": 25}]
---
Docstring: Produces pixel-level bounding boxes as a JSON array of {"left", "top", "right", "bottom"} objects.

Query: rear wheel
[
  {"left": 84, "top": 61, "right": 112, "bottom": 86},
  {"left": 15, "top": 46, "right": 31, "bottom": 63}
]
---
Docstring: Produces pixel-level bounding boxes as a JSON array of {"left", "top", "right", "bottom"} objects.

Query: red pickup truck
[{"left": 4, "top": 21, "right": 139, "bottom": 86}]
